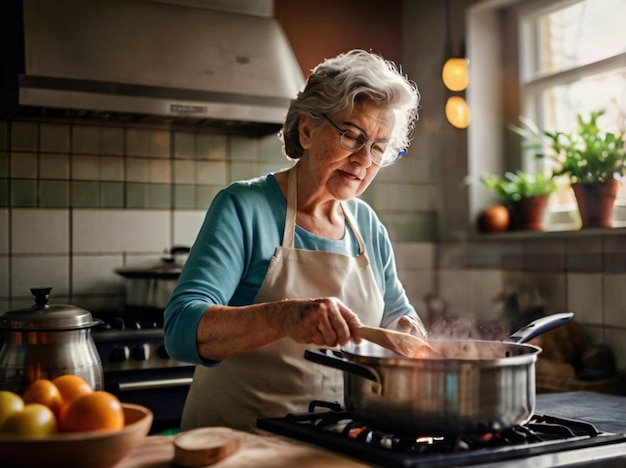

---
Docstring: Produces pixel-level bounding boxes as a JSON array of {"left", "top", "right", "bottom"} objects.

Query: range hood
[{"left": 0, "top": 0, "right": 305, "bottom": 135}]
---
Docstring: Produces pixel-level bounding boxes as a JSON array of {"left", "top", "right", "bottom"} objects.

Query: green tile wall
[{"left": 0, "top": 118, "right": 437, "bottom": 242}]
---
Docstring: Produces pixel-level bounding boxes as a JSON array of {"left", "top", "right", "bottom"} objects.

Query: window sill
[{"left": 470, "top": 226, "right": 626, "bottom": 242}]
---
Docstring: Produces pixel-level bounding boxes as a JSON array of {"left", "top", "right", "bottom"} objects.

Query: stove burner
[{"left": 257, "top": 400, "right": 626, "bottom": 467}]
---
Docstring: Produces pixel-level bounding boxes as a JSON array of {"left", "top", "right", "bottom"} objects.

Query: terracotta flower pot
[
  {"left": 508, "top": 196, "right": 549, "bottom": 231},
  {"left": 572, "top": 178, "right": 621, "bottom": 229}
]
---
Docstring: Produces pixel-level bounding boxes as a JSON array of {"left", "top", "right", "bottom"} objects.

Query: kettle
[{"left": 0, "top": 287, "right": 104, "bottom": 394}]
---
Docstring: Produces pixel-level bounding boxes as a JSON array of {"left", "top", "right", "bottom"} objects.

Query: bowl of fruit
[{"left": 0, "top": 375, "right": 153, "bottom": 468}]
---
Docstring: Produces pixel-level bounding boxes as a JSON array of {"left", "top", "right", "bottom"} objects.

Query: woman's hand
[
  {"left": 386, "top": 314, "right": 428, "bottom": 339},
  {"left": 278, "top": 297, "right": 363, "bottom": 347}
]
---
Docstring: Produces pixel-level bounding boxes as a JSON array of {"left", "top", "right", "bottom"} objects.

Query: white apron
[{"left": 181, "top": 169, "right": 385, "bottom": 432}]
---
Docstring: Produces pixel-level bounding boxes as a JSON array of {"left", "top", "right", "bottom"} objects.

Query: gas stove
[
  {"left": 91, "top": 310, "right": 194, "bottom": 434},
  {"left": 257, "top": 398, "right": 626, "bottom": 467}
]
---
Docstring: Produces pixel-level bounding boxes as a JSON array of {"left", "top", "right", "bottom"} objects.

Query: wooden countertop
[
  {"left": 114, "top": 428, "right": 369, "bottom": 468},
  {"left": 115, "top": 392, "right": 626, "bottom": 467}
]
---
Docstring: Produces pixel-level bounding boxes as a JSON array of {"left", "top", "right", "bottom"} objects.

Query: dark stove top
[{"left": 257, "top": 397, "right": 626, "bottom": 468}]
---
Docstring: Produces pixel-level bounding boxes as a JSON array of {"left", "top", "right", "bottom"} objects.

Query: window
[{"left": 517, "top": 0, "right": 626, "bottom": 229}]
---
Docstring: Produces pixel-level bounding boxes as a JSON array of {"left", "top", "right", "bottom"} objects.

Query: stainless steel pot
[
  {"left": 114, "top": 245, "right": 190, "bottom": 311},
  {"left": 0, "top": 287, "right": 104, "bottom": 394},
  {"left": 305, "top": 313, "right": 573, "bottom": 436}
]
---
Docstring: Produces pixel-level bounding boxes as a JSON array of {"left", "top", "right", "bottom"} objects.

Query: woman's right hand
[{"left": 277, "top": 297, "right": 363, "bottom": 348}]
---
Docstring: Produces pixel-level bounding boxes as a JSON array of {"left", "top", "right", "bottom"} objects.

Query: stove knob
[
  {"left": 110, "top": 317, "right": 125, "bottom": 330},
  {"left": 109, "top": 345, "right": 130, "bottom": 362},
  {"left": 132, "top": 343, "right": 151, "bottom": 361},
  {"left": 139, "top": 321, "right": 158, "bottom": 329},
  {"left": 126, "top": 321, "right": 142, "bottom": 330},
  {"left": 156, "top": 344, "right": 170, "bottom": 359}
]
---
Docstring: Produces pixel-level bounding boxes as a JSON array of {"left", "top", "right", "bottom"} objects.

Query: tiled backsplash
[
  {"left": 0, "top": 117, "right": 434, "bottom": 315},
  {"left": 435, "top": 236, "right": 626, "bottom": 370},
  {"left": 1, "top": 117, "right": 624, "bottom": 371}
]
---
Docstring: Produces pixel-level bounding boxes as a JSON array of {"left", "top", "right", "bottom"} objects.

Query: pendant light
[
  {"left": 443, "top": 0, "right": 470, "bottom": 128},
  {"left": 442, "top": 57, "right": 469, "bottom": 92},
  {"left": 445, "top": 96, "right": 471, "bottom": 129}
]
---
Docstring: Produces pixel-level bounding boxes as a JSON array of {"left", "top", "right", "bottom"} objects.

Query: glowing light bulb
[
  {"left": 442, "top": 58, "right": 469, "bottom": 91},
  {"left": 445, "top": 96, "right": 471, "bottom": 129}
]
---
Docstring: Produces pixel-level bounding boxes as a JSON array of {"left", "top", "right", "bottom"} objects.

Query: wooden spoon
[{"left": 358, "top": 325, "right": 435, "bottom": 358}]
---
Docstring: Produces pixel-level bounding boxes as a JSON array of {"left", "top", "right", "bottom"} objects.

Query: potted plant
[
  {"left": 512, "top": 110, "right": 626, "bottom": 228},
  {"left": 479, "top": 170, "right": 557, "bottom": 231}
]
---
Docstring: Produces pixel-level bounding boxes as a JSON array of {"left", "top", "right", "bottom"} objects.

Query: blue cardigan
[{"left": 163, "top": 173, "right": 417, "bottom": 364}]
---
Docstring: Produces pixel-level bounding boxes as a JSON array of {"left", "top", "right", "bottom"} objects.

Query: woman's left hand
[{"left": 387, "top": 314, "right": 428, "bottom": 339}]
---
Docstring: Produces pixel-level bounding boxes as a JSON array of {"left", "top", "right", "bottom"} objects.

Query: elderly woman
[{"left": 164, "top": 49, "right": 426, "bottom": 432}]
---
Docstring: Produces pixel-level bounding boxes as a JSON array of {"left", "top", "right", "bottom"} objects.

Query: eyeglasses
[{"left": 322, "top": 114, "right": 406, "bottom": 167}]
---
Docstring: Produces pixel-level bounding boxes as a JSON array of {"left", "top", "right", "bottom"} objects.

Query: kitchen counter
[
  {"left": 535, "top": 391, "right": 626, "bottom": 434},
  {"left": 114, "top": 426, "right": 369, "bottom": 467},
  {"left": 115, "top": 391, "right": 626, "bottom": 467}
]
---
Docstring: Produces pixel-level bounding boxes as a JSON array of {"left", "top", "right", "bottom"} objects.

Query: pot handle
[
  {"left": 170, "top": 245, "right": 191, "bottom": 256},
  {"left": 304, "top": 349, "right": 379, "bottom": 382},
  {"left": 506, "top": 312, "right": 574, "bottom": 344}
]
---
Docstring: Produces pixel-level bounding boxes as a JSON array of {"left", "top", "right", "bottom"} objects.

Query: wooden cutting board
[{"left": 114, "top": 427, "right": 370, "bottom": 468}]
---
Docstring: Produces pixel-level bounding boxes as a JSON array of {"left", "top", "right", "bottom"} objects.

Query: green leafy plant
[
  {"left": 479, "top": 170, "right": 557, "bottom": 205},
  {"left": 511, "top": 110, "right": 626, "bottom": 185}
]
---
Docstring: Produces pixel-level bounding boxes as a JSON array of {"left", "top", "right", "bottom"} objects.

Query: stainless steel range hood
[{"left": 0, "top": 0, "right": 304, "bottom": 135}]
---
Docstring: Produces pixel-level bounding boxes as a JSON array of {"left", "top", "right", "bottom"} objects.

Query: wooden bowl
[{"left": 0, "top": 403, "right": 153, "bottom": 468}]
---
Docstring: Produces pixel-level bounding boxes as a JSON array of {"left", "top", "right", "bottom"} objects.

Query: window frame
[{"left": 466, "top": 0, "right": 626, "bottom": 235}]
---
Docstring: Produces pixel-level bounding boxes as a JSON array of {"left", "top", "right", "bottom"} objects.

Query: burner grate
[{"left": 257, "top": 401, "right": 626, "bottom": 468}]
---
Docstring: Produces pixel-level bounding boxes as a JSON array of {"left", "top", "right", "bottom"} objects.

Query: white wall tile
[
  {"left": 567, "top": 273, "right": 604, "bottom": 325},
  {"left": 173, "top": 211, "right": 207, "bottom": 247},
  {"left": 0, "top": 257, "right": 8, "bottom": 296},
  {"left": 72, "top": 125, "right": 99, "bottom": 154},
  {"left": 174, "top": 132, "right": 195, "bottom": 159},
  {"left": 40, "top": 153, "right": 70, "bottom": 180},
  {"left": 150, "top": 130, "right": 170, "bottom": 158},
  {"left": 197, "top": 134, "right": 227, "bottom": 160},
  {"left": 11, "top": 256, "right": 69, "bottom": 296},
  {"left": 72, "top": 155, "right": 100, "bottom": 180},
  {"left": 72, "top": 209, "right": 170, "bottom": 253},
  {"left": 259, "top": 134, "right": 285, "bottom": 163},
  {"left": 604, "top": 328, "right": 626, "bottom": 370},
  {"left": 437, "top": 269, "right": 473, "bottom": 317},
  {"left": 604, "top": 274, "right": 626, "bottom": 327},
  {"left": 230, "top": 136, "right": 258, "bottom": 161},
  {"left": 100, "top": 156, "right": 124, "bottom": 182},
  {"left": 230, "top": 161, "right": 259, "bottom": 182},
  {"left": 259, "top": 161, "right": 293, "bottom": 176},
  {"left": 393, "top": 242, "right": 435, "bottom": 271},
  {"left": 196, "top": 161, "right": 227, "bottom": 185},
  {"left": 470, "top": 269, "right": 504, "bottom": 319},
  {"left": 72, "top": 254, "right": 125, "bottom": 295},
  {"left": 174, "top": 160, "right": 195, "bottom": 183},
  {"left": 0, "top": 209, "right": 8, "bottom": 254},
  {"left": 10, "top": 152, "right": 37, "bottom": 178},
  {"left": 11, "top": 209, "right": 69, "bottom": 254},
  {"left": 398, "top": 269, "right": 435, "bottom": 316},
  {"left": 149, "top": 158, "right": 171, "bottom": 184},
  {"left": 126, "top": 157, "right": 150, "bottom": 182}
]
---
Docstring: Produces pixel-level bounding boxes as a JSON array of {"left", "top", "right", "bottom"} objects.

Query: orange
[
  {"left": 478, "top": 204, "right": 510, "bottom": 233},
  {"left": 59, "top": 391, "right": 124, "bottom": 433},
  {"left": 22, "top": 379, "right": 63, "bottom": 418},
  {"left": 51, "top": 374, "right": 93, "bottom": 418}
]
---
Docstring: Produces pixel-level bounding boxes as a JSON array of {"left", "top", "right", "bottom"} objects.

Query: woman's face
[{"left": 299, "top": 101, "right": 396, "bottom": 201}]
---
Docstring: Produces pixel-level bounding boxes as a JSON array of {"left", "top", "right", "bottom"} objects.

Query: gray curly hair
[{"left": 279, "top": 49, "right": 420, "bottom": 160}]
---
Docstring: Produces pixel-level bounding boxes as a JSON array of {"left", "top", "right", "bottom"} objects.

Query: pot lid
[
  {"left": 0, "top": 287, "right": 101, "bottom": 331},
  {"left": 114, "top": 245, "right": 190, "bottom": 279}
]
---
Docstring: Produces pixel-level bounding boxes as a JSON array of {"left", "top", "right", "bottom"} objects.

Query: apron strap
[
  {"left": 284, "top": 168, "right": 366, "bottom": 255},
  {"left": 283, "top": 168, "right": 298, "bottom": 248}
]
